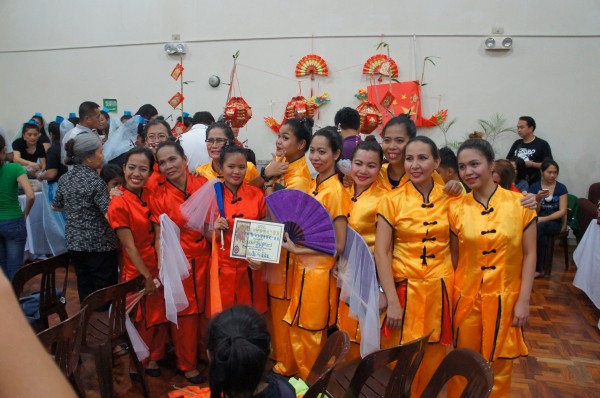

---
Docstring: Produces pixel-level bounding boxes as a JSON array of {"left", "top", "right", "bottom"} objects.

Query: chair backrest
[
  {"left": 80, "top": 276, "right": 144, "bottom": 344},
  {"left": 12, "top": 253, "right": 69, "bottom": 317},
  {"left": 304, "top": 366, "right": 336, "bottom": 398},
  {"left": 37, "top": 305, "right": 87, "bottom": 378},
  {"left": 588, "top": 182, "right": 600, "bottom": 205},
  {"left": 306, "top": 330, "right": 351, "bottom": 386},
  {"left": 420, "top": 348, "right": 494, "bottom": 398},
  {"left": 343, "top": 331, "right": 432, "bottom": 398}
]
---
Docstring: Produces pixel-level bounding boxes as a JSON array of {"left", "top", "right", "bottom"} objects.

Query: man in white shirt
[
  {"left": 62, "top": 102, "right": 101, "bottom": 147},
  {"left": 179, "top": 111, "right": 214, "bottom": 172}
]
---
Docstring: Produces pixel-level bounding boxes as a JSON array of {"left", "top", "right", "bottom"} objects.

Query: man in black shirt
[{"left": 506, "top": 116, "right": 553, "bottom": 184}]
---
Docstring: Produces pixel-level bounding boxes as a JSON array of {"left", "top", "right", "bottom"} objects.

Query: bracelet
[{"left": 260, "top": 166, "right": 272, "bottom": 182}]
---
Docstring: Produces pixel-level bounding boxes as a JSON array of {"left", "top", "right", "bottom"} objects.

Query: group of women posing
[{"left": 57, "top": 111, "right": 536, "bottom": 397}]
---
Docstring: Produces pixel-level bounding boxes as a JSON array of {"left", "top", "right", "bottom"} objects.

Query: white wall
[{"left": 1, "top": 0, "right": 599, "bottom": 196}]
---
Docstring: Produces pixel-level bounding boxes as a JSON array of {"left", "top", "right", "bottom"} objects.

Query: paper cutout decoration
[
  {"left": 362, "top": 54, "right": 399, "bottom": 80},
  {"left": 295, "top": 54, "right": 329, "bottom": 80},
  {"left": 264, "top": 116, "right": 281, "bottom": 134},
  {"left": 356, "top": 101, "right": 383, "bottom": 134},
  {"left": 367, "top": 81, "right": 447, "bottom": 127},
  {"left": 311, "top": 92, "right": 330, "bottom": 107},
  {"left": 168, "top": 92, "right": 184, "bottom": 109},
  {"left": 380, "top": 90, "right": 395, "bottom": 110},
  {"left": 285, "top": 96, "right": 316, "bottom": 119},
  {"left": 170, "top": 63, "right": 184, "bottom": 81},
  {"left": 224, "top": 97, "right": 252, "bottom": 128},
  {"left": 172, "top": 122, "right": 186, "bottom": 138}
]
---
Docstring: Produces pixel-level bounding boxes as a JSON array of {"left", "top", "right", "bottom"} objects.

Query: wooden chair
[
  {"left": 544, "top": 212, "right": 568, "bottom": 276},
  {"left": 420, "top": 348, "right": 493, "bottom": 398},
  {"left": 306, "top": 330, "right": 351, "bottom": 386},
  {"left": 305, "top": 366, "right": 336, "bottom": 398},
  {"left": 12, "top": 252, "right": 70, "bottom": 332},
  {"left": 80, "top": 276, "right": 150, "bottom": 398},
  {"left": 329, "top": 331, "right": 432, "bottom": 398},
  {"left": 37, "top": 306, "right": 88, "bottom": 398}
]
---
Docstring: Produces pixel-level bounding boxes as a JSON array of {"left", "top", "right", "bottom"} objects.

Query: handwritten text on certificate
[{"left": 230, "top": 219, "right": 285, "bottom": 264}]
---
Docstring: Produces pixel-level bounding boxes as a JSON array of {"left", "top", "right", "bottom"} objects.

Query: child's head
[
  {"left": 437, "top": 147, "right": 459, "bottom": 183},
  {"left": 100, "top": 163, "right": 124, "bottom": 191},
  {"left": 207, "top": 305, "right": 271, "bottom": 398}
]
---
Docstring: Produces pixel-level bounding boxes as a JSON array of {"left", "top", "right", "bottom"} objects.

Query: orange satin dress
[
  {"left": 268, "top": 156, "right": 311, "bottom": 376},
  {"left": 284, "top": 174, "right": 351, "bottom": 379},
  {"left": 145, "top": 163, "right": 161, "bottom": 191},
  {"left": 108, "top": 186, "right": 167, "bottom": 327},
  {"left": 336, "top": 181, "right": 387, "bottom": 361},
  {"left": 195, "top": 161, "right": 259, "bottom": 184},
  {"left": 377, "top": 175, "right": 457, "bottom": 395},
  {"left": 216, "top": 183, "right": 267, "bottom": 313},
  {"left": 448, "top": 186, "right": 537, "bottom": 398},
  {"left": 148, "top": 173, "right": 211, "bottom": 316}
]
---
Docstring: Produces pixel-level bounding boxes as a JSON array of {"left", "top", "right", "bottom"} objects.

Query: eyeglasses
[
  {"left": 146, "top": 134, "right": 169, "bottom": 142},
  {"left": 205, "top": 138, "right": 228, "bottom": 145}
]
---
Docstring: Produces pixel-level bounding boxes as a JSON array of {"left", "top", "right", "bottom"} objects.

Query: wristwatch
[{"left": 260, "top": 166, "right": 272, "bottom": 182}]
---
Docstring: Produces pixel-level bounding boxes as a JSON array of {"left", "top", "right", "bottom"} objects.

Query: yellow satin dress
[
  {"left": 195, "top": 161, "right": 259, "bottom": 183},
  {"left": 284, "top": 174, "right": 350, "bottom": 379},
  {"left": 336, "top": 180, "right": 387, "bottom": 361},
  {"left": 377, "top": 175, "right": 458, "bottom": 396},
  {"left": 268, "top": 156, "right": 311, "bottom": 376},
  {"left": 447, "top": 186, "right": 536, "bottom": 398}
]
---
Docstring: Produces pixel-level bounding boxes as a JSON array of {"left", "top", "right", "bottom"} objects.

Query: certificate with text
[{"left": 230, "top": 218, "right": 285, "bottom": 264}]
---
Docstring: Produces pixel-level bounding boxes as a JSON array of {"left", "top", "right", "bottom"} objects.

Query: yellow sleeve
[
  {"left": 323, "top": 184, "right": 351, "bottom": 220},
  {"left": 246, "top": 162, "right": 260, "bottom": 181},
  {"left": 448, "top": 195, "right": 462, "bottom": 235},
  {"left": 522, "top": 206, "right": 537, "bottom": 231},
  {"left": 376, "top": 191, "right": 398, "bottom": 228}
]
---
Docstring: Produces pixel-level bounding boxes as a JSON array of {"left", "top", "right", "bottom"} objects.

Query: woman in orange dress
[
  {"left": 142, "top": 119, "right": 172, "bottom": 191},
  {"left": 448, "top": 137, "right": 536, "bottom": 397},
  {"left": 148, "top": 141, "right": 209, "bottom": 384},
  {"left": 281, "top": 127, "right": 350, "bottom": 379},
  {"left": 196, "top": 122, "right": 259, "bottom": 183},
  {"left": 263, "top": 118, "right": 313, "bottom": 376},
  {"left": 211, "top": 145, "right": 268, "bottom": 314},
  {"left": 336, "top": 140, "right": 386, "bottom": 361},
  {"left": 107, "top": 147, "right": 167, "bottom": 378}
]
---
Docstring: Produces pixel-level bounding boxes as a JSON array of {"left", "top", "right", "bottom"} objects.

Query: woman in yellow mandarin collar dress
[
  {"left": 336, "top": 141, "right": 387, "bottom": 362},
  {"left": 195, "top": 122, "right": 259, "bottom": 184},
  {"left": 281, "top": 127, "right": 350, "bottom": 380},
  {"left": 375, "top": 136, "right": 459, "bottom": 396},
  {"left": 263, "top": 118, "right": 312, "bottom": 377},
  {"left": 448, "top": 138, "right": 536, "bottom": 398}
]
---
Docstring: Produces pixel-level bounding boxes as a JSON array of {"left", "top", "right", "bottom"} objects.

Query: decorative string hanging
[{"left": 223, "top": 51, "right": 253, "bottom": 128}]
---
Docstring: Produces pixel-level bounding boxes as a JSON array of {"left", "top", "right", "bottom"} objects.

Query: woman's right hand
[
  {"left": 385, "top": 301, "right": 404, "bottom": 330},
  {"left": 280, "top": 232, "right": 297, "bottom": 254},
  {"left": 536, "top": 189, "right": 550, "bottom": 200},
  {"left": 213, "top": 217, "right": 228, "bottom": 231},
  {"left": 145, "top": 276, "right": 157, "bottom": 295}
]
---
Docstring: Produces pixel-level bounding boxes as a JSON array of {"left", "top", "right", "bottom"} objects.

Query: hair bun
[
  {"left": 301, "top": 117, "right": 315, "bottom": 129},
  {"left": 469, "top": 131, "right": 485, "bottom": 140}
]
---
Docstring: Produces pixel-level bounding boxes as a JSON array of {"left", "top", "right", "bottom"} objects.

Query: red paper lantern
[
  {"left": 285, "top": 96, "right": 316, "bottom": 119},
  {"left": 356, "top": 102, "right": 383, "bottom": 134},
  {"left": 224, "top": 97, "right": 252, "bottom": 128}
]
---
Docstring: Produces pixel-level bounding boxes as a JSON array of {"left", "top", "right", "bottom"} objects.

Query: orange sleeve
[
  {"left": 246, "top": 162, "right": 260, "bottom": 181},
  {"left": 323, "top": 184, "right": 350, "bottom": 220},
  {"left": 108, "top": 196, "right": 131, "bottom": 230}
]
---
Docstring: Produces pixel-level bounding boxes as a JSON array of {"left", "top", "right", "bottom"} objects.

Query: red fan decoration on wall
[
  {"left": 295, "top": 54, "right": 329, "bottom": 80},
  {"left": 224, "top": 97, "right": 252, "bottom": 128},
  {"left": 363, "top": 54, "right": 399, "bottom": 80}
]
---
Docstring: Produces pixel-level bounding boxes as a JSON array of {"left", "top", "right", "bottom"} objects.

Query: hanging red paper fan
[
  {"left": 295, "top": 54, "right": 329, "bottom": 80},
  {"left": 285, "top": 96, "right": 316, "bottom": 119},
  {"left": 224, "top": 97, "right": 252, "bottom": 128},
  {"left": 356, "top": 101, "right": 382, "bottom": 134},
  {"left": 362, "top": 54, "right": 399, "bottom": 79}
]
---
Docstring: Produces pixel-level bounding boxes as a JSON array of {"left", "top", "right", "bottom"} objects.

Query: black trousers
[{"left": 70, "top": 250, "right": 119, "bottom": 303}]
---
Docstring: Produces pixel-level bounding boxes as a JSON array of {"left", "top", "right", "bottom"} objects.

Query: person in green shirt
[{"left": 0, "top": 134, "right": 34, "bottom": 280}]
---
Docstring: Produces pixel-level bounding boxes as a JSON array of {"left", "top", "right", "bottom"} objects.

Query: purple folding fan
[{"left": 265, "top": 189, "right": 336, "bottom": 256}]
